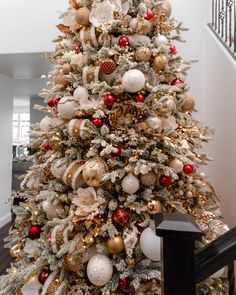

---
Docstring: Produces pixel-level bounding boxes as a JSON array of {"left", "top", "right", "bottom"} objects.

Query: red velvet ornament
[
  {"left": 183, "top": 164, "right": 194, "bottom": 174},
  {"left": 135, "top": 93, "right": 145, "bottom": 102},
  {"left": 52, "top": 98, "right": 59, "bottom": 106},
  {"left": 92, "top": 118, "right": 103, "bottom": 127},
  {"left": 38, "top": 269, "right": 51, "bottom": 284},
  {"left": 145, "top": 9, "right": 153, "bottom": 20},
  {"left": 170, "top": 44, "right": 177, "bottom": 54},
  {"left": 160, "top": 175, "right": 172, "bottom": 187},
  {"left": 111, "top": 146, "right": 121, "bottom": 157},
  {"left": 74, "top": 42, "right": 82, "bottom": 54},
  {"left": 113, "top": 209, "right": 129, "bottom": 226},
  {"left": 48, "top": 99, "right": 54, "bottom": 107},
  {"left": 28, "top": 225, "right": 41, "bottom": 240},
  {"left": 120, "top": 278, "right": 129, "bottom": 290},
  {"left": 43, "top": 143, "right": 52, "bottom": 151},
  {"left": 104, "top": 94, "right": 115, "bottom": 107},
  {"left": 119, "top": 35, "right": 129, "bottom": 47},
  {"left": 100, "top": 59, "right": 116, "bottom": 75},
  {"left": 171, "top": 78, "right": 184, "bottom": 86}
]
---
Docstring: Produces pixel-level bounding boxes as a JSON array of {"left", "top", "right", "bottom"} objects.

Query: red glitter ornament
[
  {"left": 170, "top": 44, "right": 177, "bottom": 54},
  {"left": 111, "top": 146, "right": 121, "bottom": 157},
  {"left": 113, "top": 209, "right": 129, "bottom": 226},
  {"left": 92, "top": 118, "right": 103, "bottom": 127},
  {"left": 183, "top": 164, "right": 194, "bottom": 174},
  {"left": 74, "top": 42, "right": 82, "bottom": 54},
  {"left": 100, "top": 59, "right": 116, "bottom": 75},
  {"left": 145, "top": 9, "right": 153, "bottom": 20},
  {"left": 171, "top": 78, "right": 184, "bottom": 86},
  {"left": 135, "top": 93, "right": 145, "bottom": 102},
  {"left": 120, "top": 278, "right": 129, "bottom": 290},
  {"left": 104, "top": 94, "right": 115, "bottom": 107},
  {"left": 43, "top": 143, "right": 52, "bottom": 151},
  {"left": 28, "top": 225, "right": 41, "bottom": 240},
  {"left": 160, "top": 175, "right": 172, "bottom": 187},
  {"left": 119, "top": 35, "right": 129, "bottom": 47},
  {"left": 38, "top": 269, "right": 51, "bottom": 284}
]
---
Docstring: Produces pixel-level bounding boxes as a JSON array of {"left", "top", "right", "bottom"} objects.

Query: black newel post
[{"left": 155, "top": 213, "right": 202, "bottom": 295}]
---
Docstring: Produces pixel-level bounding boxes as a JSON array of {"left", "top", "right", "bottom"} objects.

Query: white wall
[
  {"left": 0, "top": 74, "right": 13, "bottom": 227},
  {"left": 0, "top": 0, "right": 67, "bottom": 54},
  {"left": 172, "top": 0, "right": 236, "bottom": 227}
]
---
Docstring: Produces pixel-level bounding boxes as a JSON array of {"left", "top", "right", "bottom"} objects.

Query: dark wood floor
[{"left": 0, "top": 222, "right": 12, "bottom": 275}]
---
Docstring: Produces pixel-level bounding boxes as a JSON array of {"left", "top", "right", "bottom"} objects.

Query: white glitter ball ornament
[
  {"left": 154, "top": 35, "right": 168, "bottom": 47},
  {"left": 87, "top": 254, "right": 113, "bottom": 286},
  {"left": 122, "top": 69, "right": 146, "bottom": 93},
  {"left": 169, "top": 158, "right": 184, "bottom": 173},
  {"left": 140, "top": 226, "right": 161, "bottom": 261},
  {"left": 146, "top": 116, "right": 163, "bottom": 132},
  {"left": 74, "top": 86, "right": 89, "bottom": 101},
  {"left": 40, "top": 116, "right": 53, "bottom": 131},
  {"left": 58, "top": 96, "right": 78, "bottom": 119},
  {"left": 121, "top": 174, "right": 140, "bottom": 194}
]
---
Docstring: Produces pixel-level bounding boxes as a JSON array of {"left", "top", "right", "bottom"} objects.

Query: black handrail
[
  {"left": 208, "top": 0, "right": 236, "bottom": 61},
  {"left": 155, "top": 213, "right": 236, "bottom": 295}
]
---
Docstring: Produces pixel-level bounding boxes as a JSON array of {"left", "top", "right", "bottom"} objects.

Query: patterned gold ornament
[
  {"left": 107, "top": 236, "right": 125, "bottom": 254},
  {"left": 136, "top": 20, "right": 152, "bottom": 35},
  {"left": 156, "top": 0, "right": 172, "bottom": 17},
  {"left": 135, "top": 47, "right": 152, "bottom": 62},
  {"left": 153, "top": 54, "right": 169, "bottom": 71},
  {"left": 182, "top": 96, "right": 195, "bottom": 112},
  {"left": 83, "top": 157, "right": 108, "bottom": 186}
]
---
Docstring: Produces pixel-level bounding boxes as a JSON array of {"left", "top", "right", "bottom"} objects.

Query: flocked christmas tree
[{"left": 0, "top": 0, "right": 230, "bottom": 294}]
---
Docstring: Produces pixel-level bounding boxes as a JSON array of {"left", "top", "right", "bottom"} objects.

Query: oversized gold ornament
[
  {"left": 76, "top": 7, "right": 90, "bottom": 26},
  {"left": 62, "top": 63, "right": 72, "bottom": 74},
  {"left": 63, "top": 160, "right": 85, "bottom": 190},
  {"left": 153, "top": 54, "right": 168, "bottom": 71},
  {"left": 49, "top": 134, "right": 62, "bottom": 150},
  {"left": 54, "top": 72, "right": 70, "bottom": 87},
  {"left": 83, "top": 157, "right": 108, "bottom": 187},
  {"left": 136, "top": 20, "right": 152, "bottom": 35},
  {"left": 107, "top": 236, "right": 125, "bottom": 254},
  {"left": 156, "top": 0, "right": 172, "bottom": 17},
  {"left": 140, "top": 171, "right": 158, "bottom": 186},
  {"left": 135, "top": 47, "right": 152, "bottom": 62},
  {"left": 182, "top": 95, "right": 195, "bottom": 112},
  {"left": 147, "top": 200, "right": 162, "bottom": 214}
]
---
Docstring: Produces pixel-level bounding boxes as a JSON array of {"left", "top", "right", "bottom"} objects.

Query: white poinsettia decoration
[
  {"left": 89, "top": 0, "right": 123, "bottom": 27},
  {"left": 72, "top": 187, "right": 105, "bottom": 217}
]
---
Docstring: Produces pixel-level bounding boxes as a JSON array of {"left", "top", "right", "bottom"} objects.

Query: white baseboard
[{"left": 0, "top": 212, "right": 12, "bottom": 228}]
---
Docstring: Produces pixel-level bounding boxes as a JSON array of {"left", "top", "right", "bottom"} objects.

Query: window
[{"left": 13, "top": 113, "right": 30, "bottom": 144}]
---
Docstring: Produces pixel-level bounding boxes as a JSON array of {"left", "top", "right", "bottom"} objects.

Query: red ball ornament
[
  {"left": 160, "top": 175, "right": 172, "bottom": 187},
  {"left": 135, "top": 93, "right": 145, "bottom": 102},
  {"left": 120, "top": 278, "right": 129, "bottom": 290},
  {"left": 119, "top": 35, "right": 129, "bottom": 47},
  {"left": 43, "top": 143, "right": 52, "bottom": 151},
  {"left": 113, "top": 209, "right": 129, "bottom": 226},
  {"left": 183, "top": 164, "right": 194, "bottom": 174},
  {"left": 38, "top": 269, "right": 51, "bottom": 284},
  {"left": 47, "top": 99, "right": 55, "bottom": 107},
  {"left": 145, "top": 9, "right": 153, "bottom": 20},
  {"left": 171, "top": 78, "right": 184, "bottom": 86},
  {"left": 100, "top": 59, "right": 116, "bottom": 75},
  {"left": 74, "top": 42, "right": 82, "bottom": 54},
  {"left": 28, "top": 225, "right": 41, "bottom": 240},
  {"left": 92, "top": 118, "right": 103, "bottom": 127},
  {"left": 170, "top": 44, "right": 177, "bottom": 54},
  {"left": 52, "top": 98, "right": 59, "bottom": 106},
  {"left": 111, "top": 146, "right": 121, "bottom": 157},
  {"left": 104, "top": 94, "right": 115, "bottom": 107}
]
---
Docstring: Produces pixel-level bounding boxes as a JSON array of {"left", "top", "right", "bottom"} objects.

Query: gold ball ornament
[
  {"left": 182, "top": 96, "right": 195, "bottom": 112},
  {"left": 140, "top": 171, "right": 158, "bottom": 187},
  {"left": 136, "top": 20, "right": 152, "bottom": 35},
  {"left": 148, "top": 200, "right": 162, "bottom": 214},
  {"left": 49, "top": 134, "right": 62, "bottom": 150},
  {"left": 156, "top": 0, "right": 172, "bottom": 17},
  {"left": 107, "top": 236, "right": 125, "bottom": 255},
  {"left": 62, "top": 63, "right": 72, "bottom": 74},
  {"left": 76, "top": 7, "right": 90, "bottom": 26},
  {"left": 135, "top": 47, "right": 152, "bottom": 62},
  {"left": 153, "top": 54, "right": 169, "bottom": 71},
  {"left": 54, "top": 72, "right": 70, "bottom": 87},
  {"left": 83, "top": 157, "right": 108, "bottom": 187}
]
